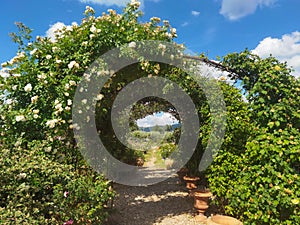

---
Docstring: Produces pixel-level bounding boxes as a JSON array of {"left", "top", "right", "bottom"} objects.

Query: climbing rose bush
[{"left": 0, "top": 1, "right": 177, "bottom": 223}]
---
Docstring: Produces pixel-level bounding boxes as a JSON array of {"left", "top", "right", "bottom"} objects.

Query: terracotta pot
[
  {"left": 206, "top": 215, "right": 243, "bottom": 225},
  {"left": 183, "top": 175, "right": 200, "bottom": 190},
  {"left": 191, "top": 189, "right": 212, "bottom": 214}
]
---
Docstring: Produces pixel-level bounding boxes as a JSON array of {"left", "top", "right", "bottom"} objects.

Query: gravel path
[{"left": 103, "top": 174, "right": 210, "bottom": 225}]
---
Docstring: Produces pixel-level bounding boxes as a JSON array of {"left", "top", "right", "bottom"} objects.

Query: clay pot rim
[
  {"left": 208, "top": 214, "right": 243, "bottom": 225},
  {"left": 192, "top": 189, "right": 212, "bottom": 197},
  {"left": 183, "top": 175, "right": 200, "bottom": 181}
]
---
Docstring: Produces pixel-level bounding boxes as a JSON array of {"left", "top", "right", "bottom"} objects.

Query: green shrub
[
  {"left": 208, "top": 50, "right": 300, "bottom": 224},
  {"left": 0, "top": 140, "right": 114, "bottom": 224},
  {"left": 159, "top": 143, "right": 178, "bottom": 159}
]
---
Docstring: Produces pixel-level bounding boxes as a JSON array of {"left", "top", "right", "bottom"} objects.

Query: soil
[{"left": 103, "top": 174, "right": 217, "bottom": 225}]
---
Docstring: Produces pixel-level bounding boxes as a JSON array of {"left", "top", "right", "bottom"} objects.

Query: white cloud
[
  {"left": 79, "top": 0, "right": 149, "bottom": 7},
  {"left": 181, "top": 22, "right": 189, "bottom": 27},
  {"left": 252, "top": 31, "right": 300, "bottom": 77},
  {"left": 220, "top": 0, "right": 277, "bottom": 20},
  {"left": 137, "top": 112, "right": 179, "bottom": 127},
  {"left": 191, "top": 10, "right": 200, "bottom": 16},
  {"left": 79, "top": 0, "right": 130, "bottom": 6},
  {"left": 46, "top": 22, "right": 68, "bottom": 41}
]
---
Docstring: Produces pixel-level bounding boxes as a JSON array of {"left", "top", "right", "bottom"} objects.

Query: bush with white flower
[{"left": 0, "top": 1, "right": 177, "bottom": 223}]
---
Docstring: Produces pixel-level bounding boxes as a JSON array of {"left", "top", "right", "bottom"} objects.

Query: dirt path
[{"left": 103, "top": 175, "right": 208, "bottom": 225}]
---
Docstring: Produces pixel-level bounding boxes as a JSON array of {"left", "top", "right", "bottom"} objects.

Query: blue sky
[
  {"left": 1, "top": 0, "right": 300, "bottom": 77},
  {"left": 1, "top": 0, "right": 300, "bottom": 126}
]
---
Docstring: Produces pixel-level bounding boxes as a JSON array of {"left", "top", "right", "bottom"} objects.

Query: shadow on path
[{"left": 103, "top": 173, "right": 205, "bottom": 225}]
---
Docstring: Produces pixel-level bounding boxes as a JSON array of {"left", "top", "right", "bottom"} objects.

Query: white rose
[
  {"left": 46, "top": 119, "right": 58, "bottom": 128},
  {"left": 128, "top": 41, "right": 136, "bottom": 48},
  {"left": 30, "top": 49, "right": 37, "bottom": 55},
  {"left": 17, "top": 173, "right": 27, "bottom": 179},
  {"left": 24, "top": 83, "right": 32, "bottom": 92},
  {"left": 31, "top": 95, "right": 38, "bottom": 104},
  {"left": 90, "top": 25, "right": 97, "bottom": 33},
  {"left": 96, "top": 94, "right": 104, "bottom": 100},
  {"left": 69, "top": 80, "right": 76, "bottom": 86},
  {"left": 46, "top": 55, "right": 52, "bottom": 60},
  {"left": 68, "top": 61, "right": 79, "bottom": 69},
  {"left": 16, "top": 115, "right": 26, "bottom": 122}
]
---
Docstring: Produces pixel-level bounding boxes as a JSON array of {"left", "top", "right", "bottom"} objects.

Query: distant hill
[{"left": 139, "top": 123, "right": 181, "bottom": 132}]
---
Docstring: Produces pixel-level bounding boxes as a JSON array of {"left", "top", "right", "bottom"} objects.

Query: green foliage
[
  {"left": 159, "top": 143, "right": 178, "bottom": 159},
  {"left": 0, "top": 140, "right": 114, "bottom": 224},
  {"left": 0, "top": 2, "right": 178, "bottom": 223},
  {"left": 208, "top": 50, "right": 300, "bottom": 224}
]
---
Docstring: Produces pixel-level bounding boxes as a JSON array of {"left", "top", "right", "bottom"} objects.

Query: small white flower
[
  {"left": 6, "top": 99, "right": 13, "bottom": 105},
  {"left": 69, "top": 80, "right": 76, "bottom": 86},
  {"left": 67, "top": 99, "right": 72, "bottom": 106},
  {"left": 31, "top": 95, "right": 39, "bottom": 104},
  {"left": 12, "top": 85, "right": 17, "bottom": 90},
  {"left": 96, "top": 94, "right": 104, "bottom": 100},
  {"left": 46, "top": 55, "right": 52, "bottom": 60},
  {"left": 89, "top": 34, "right": 95, "bottom": 39},
  {"left": 33, "top": 109, "right": 39, "bottom": 114},
  {"left": 82, "top": 41, "right": 88, "bottom": 46},
  {"left": 16, "top": 115, "right": 26, "bottom": 122},
  {"left": 165, "top": 32, "right": 172, "bottom": 39},
  {"left": 64, "top": 92, "right": 69, "bottom": 96},
  {"left": 56, "top": 59, "right": 62, "bottom": 64},
  {"left": 45, "top": 146, "right": 52, "bottom": 152},
  {"left": 90, "top": 25, "right": 97, "bottom": 33},
  {"left": 52, "top": 46, "right": 59, "bottom": 52},
  {"left": 17, "top": 173, "right": 27, "bottom": 179},
  {"left": 46, "top": 119, "right": 58, "bottom": 128},
  {"left": 33, "top": 114, "right": 39, "bottom": 119},
  {"left": 85, "top": 6, "right": 95, "bottom": 15},
  {"left": 65, "top": 106, "right": 71, "bottom": 111},
  {"left": 128, "top": 41, "right": 136, "bottom": 48},
  {"left": 130, "top": 0, "right": 140, "bottom": 8},
  {"left": 170, "top": 28, "right": 177, "bottom": 34},
  {"left": 158, "top": 43, "right": 166, "bottom": 51},
  {"left": 37, "top": 73, "right": 47, "bottom": 80},
  {"left": 55, "top": 103, "right": 63, "bottom": 110},
  {"left": 24, "top": 83, "right": 32, "bottom": 92},
  {"left": 68, "top": 61, "right": 79, "bottom": 69},
  {"left": 54, "top": 99, "right": 60, "bottom": 105}
]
